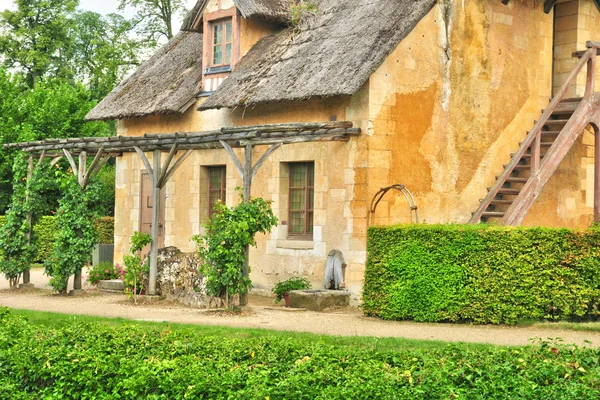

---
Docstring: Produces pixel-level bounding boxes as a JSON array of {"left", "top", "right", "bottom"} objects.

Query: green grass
[
  {"left": 534, "top": 321, "right": 600, "bottom": 333},
  {"left": 12, "top": 309, "right": 494, "bottom": 352}
]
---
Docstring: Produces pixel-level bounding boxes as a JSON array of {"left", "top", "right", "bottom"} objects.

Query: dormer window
[
  {"left": 211, "top": 19, "right": 232, "bottom": 67},
  {"left": 201, "top": 8, "right": 239, "bottom": 96}
]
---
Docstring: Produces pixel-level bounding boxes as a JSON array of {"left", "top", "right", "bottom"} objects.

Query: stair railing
[{"left": 469, "top": 42, "right": 599, "bottom": 224}]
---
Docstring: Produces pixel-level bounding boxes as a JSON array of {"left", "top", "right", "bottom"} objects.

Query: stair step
[
  {"left": 505, "top": 164, "right": 531, "bottom": 170},
  {"left": 490, "top": 187, "right": 521, "bottom": 195},
  {"left": 482, "top": 212, "right": 505, "bottom": 218},
  {"left": 490, "top": 200, "right": 515, "bottom": 205},
  {"left": 503, "top": 177, "right": 528, "bottom": 183},
  {"left": 512, "top": 153, "right": 531, "bottom": 159},
  {"left": 541, "top": 130, "right": 561, "bottom": 135},
  {"left": 543, "top": 119, "right": 569, "bottom": 126}
]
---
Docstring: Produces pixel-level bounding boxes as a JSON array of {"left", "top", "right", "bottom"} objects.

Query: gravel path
[{"left": 1, "top": 270, "right": 600, "bottom": 348}]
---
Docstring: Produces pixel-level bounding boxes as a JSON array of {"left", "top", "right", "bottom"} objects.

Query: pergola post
[
  {"left": 595, "top": 124, "right": 600, "bottom": 221},
  {"left": 133, "top": 145, "right": 193, "bottom": 295},
  {"left": 62, "top": 148, "right": 109, "bottom": 295},
  {"left": 149, "top": 150, "right": 161, "bottom": 295},
  {"left": 220, "top": 141, "right": 282, "bottom": 306}
]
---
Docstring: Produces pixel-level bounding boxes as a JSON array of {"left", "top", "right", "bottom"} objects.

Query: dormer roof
[{"left": 182, "top": 0, "right": 290, "bottom": 32}]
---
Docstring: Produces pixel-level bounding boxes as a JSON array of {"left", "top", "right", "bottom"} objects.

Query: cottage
[{"left": 16, "top": 0, "right": 600, "bottom": 299}]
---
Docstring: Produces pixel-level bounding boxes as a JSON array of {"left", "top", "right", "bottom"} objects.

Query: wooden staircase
[{"left": 470, "top": 41, "right": 600, "bottom": 225}]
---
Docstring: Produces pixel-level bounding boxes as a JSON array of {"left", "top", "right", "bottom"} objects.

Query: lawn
[{"left": 2, "top": 308, "right": 600, "bottom": 399}]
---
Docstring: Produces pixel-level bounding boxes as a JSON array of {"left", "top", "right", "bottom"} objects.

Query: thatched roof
[
  {"left": 198, "top": 0, "right": 437, "bottom": 110},
  {"left": 85, "top": 31, "right": 203, "bottom": 121},
  {"left": 181, "top": 0, "right": 289, "bottom": 32}
]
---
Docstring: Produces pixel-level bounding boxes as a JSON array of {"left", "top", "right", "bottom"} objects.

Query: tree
[
  {"left": 0, "top": 0, "right": 78, "bottom": 87},
  {"left": 118, "top": 0, "right": 187, "bottom": 45},
  {"left": 68, "top": 11, "right": 141, "bottom": 99}
]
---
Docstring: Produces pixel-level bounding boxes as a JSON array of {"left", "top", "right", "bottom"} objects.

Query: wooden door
[{"left": 139, "top": 172, "right": 166, "bottom": 250}]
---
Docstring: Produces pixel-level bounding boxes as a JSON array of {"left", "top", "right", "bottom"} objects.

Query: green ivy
[
  {"left": 32, "top": 216, "right": 56, "bottom": 262},
  {"left": 97, "top": 217, "right": 114, "bottom": 244},
  {"left": 193, "top": 194, "right": 278, "bottom": 308},
  {"left": 363, "top": 224, "right": 600, "bottom": 325},
  {"left": 44, "top": 174, "right": 100, "bottom": 294}
]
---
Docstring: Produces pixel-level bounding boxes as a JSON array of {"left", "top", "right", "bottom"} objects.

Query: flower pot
[{"left": 283, "top": 292, "right": 291, "bottom": 308}]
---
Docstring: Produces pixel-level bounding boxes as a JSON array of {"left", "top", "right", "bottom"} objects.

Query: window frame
[
  {"left": 287, "top": 162, "right": 314, "bottom": 239},
  {"left": 207, "top": 166, "right": 227, "bottom": 219},
  {"left": 209, "top": 18, "right": 233, "bottom": 68}
]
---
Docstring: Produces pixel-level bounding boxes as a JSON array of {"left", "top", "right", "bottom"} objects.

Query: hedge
[
  {"left": 1, "top": 308, "right": 600, "bottom": 399},
  {"left": 363, "top": 225, "right": 600, "bottom": 325},
  {"left": 0, "top": 216, "right": 114, "bottom": 262}
]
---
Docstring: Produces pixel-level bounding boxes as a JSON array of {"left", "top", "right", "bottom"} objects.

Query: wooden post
[
  {"left": 595, "top": 124, "right": 600, "bottom": 222},
  {"left": 149, "top": 150, "right": 161, "bottom": 296},
  {"left": 21, "top": 156, "right": 34, "bottom": 288},
  {"left": 241, "top": 145, "right": 253, "bottom": 306}
]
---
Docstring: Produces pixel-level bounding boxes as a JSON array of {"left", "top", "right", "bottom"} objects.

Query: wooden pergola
[{"left": 5, "top": 121, "right": 360, "bottom": 302}]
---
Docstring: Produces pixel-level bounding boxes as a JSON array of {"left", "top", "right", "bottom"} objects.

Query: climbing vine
[
  {"left": 44, "top": 173, "right": 100, "bottom": 294},
  {"left": 193, "top": 194, "right": 278, "bottom": 309},
  {"left": 0, "top": 155, "right": 49, "bottom": 288},
  {"left": 0, "top": 156, "right": 32, "bottom": 288}
]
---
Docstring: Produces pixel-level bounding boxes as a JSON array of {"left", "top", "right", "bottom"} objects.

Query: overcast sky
[{"left": 0, "top": 0, "right": 198, "bottom": 28}]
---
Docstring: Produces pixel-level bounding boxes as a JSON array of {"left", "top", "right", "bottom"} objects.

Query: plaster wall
[{"left": 365, "top": 0, "right": 594, "bottom": 228}]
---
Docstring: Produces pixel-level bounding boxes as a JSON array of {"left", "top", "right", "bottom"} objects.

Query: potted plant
[{"left": 273, "top": 277, "right": 311, "bottom": 307}]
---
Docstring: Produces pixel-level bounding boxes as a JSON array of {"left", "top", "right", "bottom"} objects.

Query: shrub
[
  {"left": 97, "top": 216, "right": 114, "bottom": 244},
  {"left": 32, "top": 216, "right": 57, "bottom": 262},
  {"left": 87, "top": 262, "right": 123, "bottom": 286},
  {"left": 2, "top": 307, "right": 600, "bottom": 399},
  {"left": 363, "top": 224, "right": 600, "bottom": 325},
  {"left": 123, "top": 231, "right": 152, "bottom": 302},
  {"left": 273, "top": 277, "right": 311, "bottom": 303},
  {"left": 193, "top": 194, "right": 278, "bottom": 308}
]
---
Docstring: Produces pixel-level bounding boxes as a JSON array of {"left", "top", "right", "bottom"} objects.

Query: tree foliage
[
  {"left": 118, "top": 0, "right": 187, "bottom": 45},
  {"left": 44, "top": 173, "right": 100, "bottom": 294},
  {"left": 194, "top": 195, "right": 278, "bottom": 308}
]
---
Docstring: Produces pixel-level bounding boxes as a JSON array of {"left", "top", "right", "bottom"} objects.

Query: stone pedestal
[
  {"left": 18, "top": 282, "right": 35, "bottom": 290},
  {"left": 288, "top": 289, "right": 351, "bottom": 312},
  {"left": 68, "top": 289, "right": 86, "bottom": 296},
  {"left": 97, "top": 280, "right": 125, "bottom": 293}
]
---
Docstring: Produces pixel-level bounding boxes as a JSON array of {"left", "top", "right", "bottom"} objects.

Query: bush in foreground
[
  {"left": 363, "top": 225, "right": 600, "bottom": 324},
  {"left": 1, "top": 308, "right": 600, "bottom": 399}
]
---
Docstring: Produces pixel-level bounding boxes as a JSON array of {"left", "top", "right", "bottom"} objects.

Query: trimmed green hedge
[
  {"left": 363, "top": 225, "right": 600, "bottom": 325},
  {"left": 0, "top": 216, "right": 114, "bottom": 262},
  {"left": 2, "top": 308, "right": 600, "bottom": 399},
  {"left": 97, "top": 217, "right": 114, "bottom": 244}
]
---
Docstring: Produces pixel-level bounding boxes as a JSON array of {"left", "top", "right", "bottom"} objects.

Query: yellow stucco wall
[{"left": 114, "top": 0, "right": 599, "bottom": 300}]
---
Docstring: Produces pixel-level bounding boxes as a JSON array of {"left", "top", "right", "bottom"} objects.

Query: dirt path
[{"left": 2, "top": 271, "right": 600, "bottom": 347}]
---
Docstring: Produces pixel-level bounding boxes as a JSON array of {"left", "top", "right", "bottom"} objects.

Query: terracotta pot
[{"left": 283, "top": 292, "right": 291, "bottom": 307}]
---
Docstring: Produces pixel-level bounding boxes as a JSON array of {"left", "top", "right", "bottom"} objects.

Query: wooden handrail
[{"left": 469, "top": 47, "right": 595, "bottom": 223}]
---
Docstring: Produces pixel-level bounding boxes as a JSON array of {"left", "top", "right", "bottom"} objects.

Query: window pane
[
  {"left": 307, "top": 164, "right": 314, "bottom": 186},
  {"left": 226, "top": 21, "right": 232, "bottom": 43},
  {"left": 214, "top": 24, "right": 222, "bottom": 45},
  {"left": 290, "top": 164, "right": 306, "bottom": 187},
  {"left": 307, "top": 212, "right": 314, "bottom": 234},
  {"left": 290, "top": 212, "right": 305, "bottom": 234},
  {"left": 308, "top": 188, "right": 314, "bottom": 209},
  {"left": 213, "top": 45, "right": 222, "bottom": 65},
  {"left": 225, "top": 43, "right": 232, "bottom": 64},
  {"left": 290, "top": 188, "right": 305, "bottom": 210}
]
